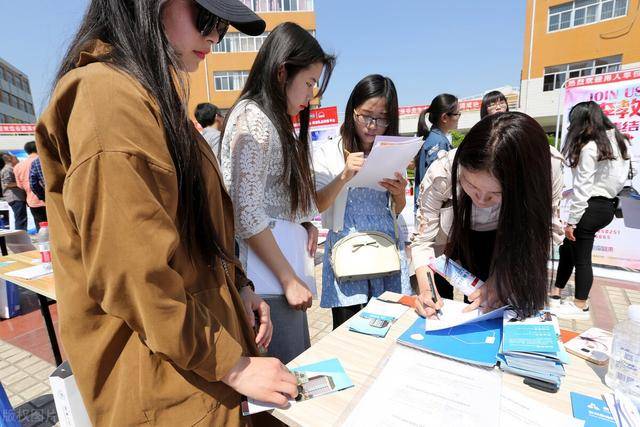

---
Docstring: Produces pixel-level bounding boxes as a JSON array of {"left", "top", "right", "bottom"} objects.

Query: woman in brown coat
[{"left": 35, "top": 0, "right": 298, "bottom": 425}]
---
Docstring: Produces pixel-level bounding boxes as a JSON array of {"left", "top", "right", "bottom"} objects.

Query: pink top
[{"left": 14, "top": 153, "right": 46, "bottom": 208}]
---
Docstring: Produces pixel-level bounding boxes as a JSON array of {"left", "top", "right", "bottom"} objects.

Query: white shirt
[
  {"left": 201, "top": 126, "right": 221, "bottom": 159},
  {"left": 312, "top": 136, "right": 349, "bottom": 232},
  {"left": 410, "top": 146, "right": 565, "bottom": 270},
  {"left": 567, "top": 129, "right": 631, "bottom": 225}
]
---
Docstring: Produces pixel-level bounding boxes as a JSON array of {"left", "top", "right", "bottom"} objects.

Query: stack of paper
[
  {"left": 497, "top": 310, "right": 569, "bottom": 388},
  {"left": 348, "top": 297, "right": 409, "bottom": 338}
]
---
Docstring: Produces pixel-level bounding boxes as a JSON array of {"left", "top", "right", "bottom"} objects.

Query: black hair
[
  {"left": 416, "top": 109, "right": 429, "bottom": 139},
  {"left": 563, "top": 101, "right": 629, "bottom": 168},
  {"left": 446, "top": 112, "right": 552, "bottom": 318},
  {"left": 340, "top": 74, "right": 399, "bottom": 154},
  {"left": 24, "top": 141, "right": 37, "bottom": 154},
  {"left": 194, "top": 102, "right": 219, "bottom": 128},
  {"left": 480, "top": 90, "right": 509, "bottom": 119},
  {"left": 226, "top": 22, "right": 335, "bottom": 216},
  {"left": 425, "top": 93, "right": 458, "bottom": 134},
  {"left": 53, "top": 0, "right": 236, "bottom": 265}
]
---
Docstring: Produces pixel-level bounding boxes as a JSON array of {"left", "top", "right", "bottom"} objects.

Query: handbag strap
[{"left": 389, "top": 198, "right": 400, "bottom": 249}]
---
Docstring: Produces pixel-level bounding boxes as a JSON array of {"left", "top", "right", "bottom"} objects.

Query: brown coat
[{"left": 35, "top": 41, "right": 258, "bottom": 426}]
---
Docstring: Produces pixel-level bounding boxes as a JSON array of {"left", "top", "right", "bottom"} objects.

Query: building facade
[
  {"left": 520, "top": 0, "right": 640, "bottom": 130},
  {"left": 0, "top": 57, "right": 36, "bottom": 124},
  {"left": 187, "top": 0, "right": 316, "bottom": 119}
]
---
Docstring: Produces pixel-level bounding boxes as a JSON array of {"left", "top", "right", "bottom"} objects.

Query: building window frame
[
  {"left": 548, "top": 0, "right": 628, "bottom": 33},
  {"left": 213, "top": 70, "right": 250, "bottom": 92},
  {"left": 238, "top": 0, "right": 314, "bottom": 12},
  {"left": 542, "top": 55, "right": 622, "bottom": 91}
]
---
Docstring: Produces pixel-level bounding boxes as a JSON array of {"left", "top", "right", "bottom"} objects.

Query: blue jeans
[{"left": 9, "top": 200, "right": 27, "bottom": 230}]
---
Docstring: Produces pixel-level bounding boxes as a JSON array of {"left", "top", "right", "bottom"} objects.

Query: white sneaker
[
  {"left": 551, "top": 301, "right": 590, "bottom": 320},
  {"left": 548, "top": 295, "right": 562, "bottom": 308}
]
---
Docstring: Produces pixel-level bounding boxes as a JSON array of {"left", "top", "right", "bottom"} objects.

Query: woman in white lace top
[{"left": 221, "top": 23, "right": 335, "bottom": 364}]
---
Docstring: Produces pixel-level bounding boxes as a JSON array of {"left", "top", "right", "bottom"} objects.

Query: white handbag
[{"left": 329, "top": 200, "right": 401, "bottom": 282}]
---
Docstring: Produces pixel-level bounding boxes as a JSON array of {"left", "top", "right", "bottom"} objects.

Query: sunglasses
[{"left": 196, "top": 4, "right": 229, "bottom": 42}]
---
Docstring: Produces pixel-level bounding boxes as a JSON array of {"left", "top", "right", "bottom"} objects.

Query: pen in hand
[{"left": 427, "top": 272, "right": 443, "bottom": 319}]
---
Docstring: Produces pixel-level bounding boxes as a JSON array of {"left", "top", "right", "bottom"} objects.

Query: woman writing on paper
[
  {"left": 412, "top": 112, "right": 565, "bottom": 319},
  {"left": 313, "top": 74, "right": 412, "bottom": 329},
  {"left": 550, "top": 101, "right": 631, "bottom": 319},
  {"left": 34, "top": 0, "right": 298, "bottom": 424},
  {"left": 221, "top": 23, "right": 335, "bottom": 363}
]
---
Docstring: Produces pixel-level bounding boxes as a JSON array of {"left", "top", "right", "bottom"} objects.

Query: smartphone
[
  {"left": 369, "top": 318, "right": 390, "bottom": 328},
  {"left": 296, "top": 375, "right": 335, "bottom": 401}
]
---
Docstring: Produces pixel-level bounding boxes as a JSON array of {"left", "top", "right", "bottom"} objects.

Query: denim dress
[{"left": 321, "top": 187, "right": 412, "bottom": 308}]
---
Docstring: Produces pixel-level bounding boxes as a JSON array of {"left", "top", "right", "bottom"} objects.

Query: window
[
  {"left": 543, "top": 55, "right": 622, "bottom": 91},
  {"left": 17, "top": 98, "right": 25, "bottom": 112},
  {"left": 8, "top": 94, "right": 18, "bottom": 108},
  {"left": 0, "top": 90, "right": 8, "bottom": 105},
  {"left": 548, "top": 0, "right": 628, "bottom": 32},
  {"left": 214, "top": 71, "right": 249, "bottom": 91},
  {"left": 27, "top": 102, "right": 34, "bottom": 115},
  {"left": 238, "top": 0, "right": 313, "bottom": 12},
  {"left": 213, "top": 31, "right": 270, "bottom": 53}
]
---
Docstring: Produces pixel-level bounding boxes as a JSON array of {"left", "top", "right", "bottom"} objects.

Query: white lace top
[{"left": 221, "top": 99, "right": 317, "bottom": 265}]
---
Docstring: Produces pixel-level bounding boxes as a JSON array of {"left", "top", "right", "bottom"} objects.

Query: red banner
[
  {"left": 0, "top": 124, "right": 36, "bottom": 134},
  {"left": 565, "top": 69, "right": 640, "bottom": 89},
  {"left": 293, "top": 106, "right": 339, "bottom": 128},
  {"left": 398, "top": 105, "right": 428, "bottom": 117}
]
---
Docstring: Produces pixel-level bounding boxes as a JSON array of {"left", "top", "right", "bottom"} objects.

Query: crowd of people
[{"left": 28, "top": 0, "right": 633, "bottom": 425}]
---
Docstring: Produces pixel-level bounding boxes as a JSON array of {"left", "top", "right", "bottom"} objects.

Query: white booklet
[
  {"left": 246, "top": 219, "right": 316, "bottom": 296},
  {"left": 424, "top": 299, "right": 508, "bottom": 331},
  {"left": 347, "top": 136, "right": 423, "bottom": 191},
  {"left": 7, "top": 263, "right": 53, "bottom": 280}
]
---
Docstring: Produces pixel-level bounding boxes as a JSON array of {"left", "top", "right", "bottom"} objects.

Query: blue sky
[{"left": 1, "top": 0, "right": 526, "bottom": 116}]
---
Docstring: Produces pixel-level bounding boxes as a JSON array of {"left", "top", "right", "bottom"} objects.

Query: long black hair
[
  {"left": 341, "top": 74, "right": 399, "bottom": 154},
  {"left": 480, "top": 90, "right": 509, "bottom": 119},
  {"left": 563, "top": 101, "right": 629, "bottom": 168},
  {"left": 228, "top": 22, "right": 335, "bottom": 216},
  {"left": 446, "top": 112, "right": 552, "bottom": 318},
  {"left": 53, "top": 0, "right": 234, "bottom": 265}
]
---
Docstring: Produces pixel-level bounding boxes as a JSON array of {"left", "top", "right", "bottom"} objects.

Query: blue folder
[{"left": 397, "top": 317, "right": 503, "bottom": 367}]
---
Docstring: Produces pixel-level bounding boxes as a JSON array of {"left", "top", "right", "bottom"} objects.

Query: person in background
[
  {"left": 29, "top": 157, "right": 46, "bottom": 202},
  {"left": 221, "top": 22, "right": 335, "bottom": 364},
  {"left": 313, "top": 74, "right": 412, "bottom": 329},
  {"left": 35, "top": 0, "right": 296, "bottom": 424},
  {"left": 480, "top": 90, "right": 509, "bottom": 119},
  {"left": 195, "top": 102, "right": 224, "bottom": 159},
  {"left": 551, "top": 101, "right": 631, "bottom": 319},
  {"left": 412, "top": 112, "right": 564, "bottom": 319},
  {"left": 14, "top": 141, "right": 47, "bottom": 229},
  {"left": 1, "top": 153, "right": 27, "bottom": 230},
  {"left": 413, "top": 94, "right": 459, "bottom": 211}
]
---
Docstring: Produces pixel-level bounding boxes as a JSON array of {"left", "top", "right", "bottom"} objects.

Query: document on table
[
  {"left": 347, "top": 136, "right": 423, "bottom": 191},
  {"left": 424, "top": 299, "right": 508, "bottom": 331},
  {"left": 501, "top": 387, "right": 583, "bottom": 427},
  {"left": 6, "top": 263, "right": 53, "bottom": 280},
  {"left": 246, "top": 219, "right": 316, "bottom": 296},
  {"left": 343, "top": 345, "right": 502, "bottom": 426}
]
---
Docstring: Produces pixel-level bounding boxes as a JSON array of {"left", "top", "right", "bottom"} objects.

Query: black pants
[
  {"left": 555, "top": 197, "right": 617, "bottom": 301},
  {"left": 437, "top": 229, "right": 497, "bottom": 299},
  {"left": 9, "top": 200, "right": 28, "bottom": 230},
  {"left": 29, "top": 206, "right": 47, "bottom": 230},
  {"left": 331, "top": 303, "right": 364, "bottom": 330}
]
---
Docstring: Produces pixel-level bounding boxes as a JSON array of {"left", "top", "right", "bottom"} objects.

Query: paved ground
[{"left": 1, "top": 243, "right": 638, "bottom": 422}]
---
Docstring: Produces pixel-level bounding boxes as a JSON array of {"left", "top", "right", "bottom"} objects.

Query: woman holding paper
[
  {"left": 313, "top": 74, "right": 412, "bottom": 329},
  {"left": 411, "top": 112, "right": 565, "bottom": 319},
  {"left": 221, "top": 23, "right": 335, "bottom": 363}
]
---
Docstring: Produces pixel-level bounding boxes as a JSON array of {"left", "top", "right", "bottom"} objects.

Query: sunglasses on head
[{"left": 196, "top": 4, "right": 229, "bottom": 42}]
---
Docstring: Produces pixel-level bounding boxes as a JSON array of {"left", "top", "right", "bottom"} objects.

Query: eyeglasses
[
  {"left": 196, "top": 4, "right": 229, "bottom": 42},
  {"left": 447, "top": 112, "right": 461, "bottom": 117},
  {"left": 354, "top": 111, "right": 390, "bottom": 128}
]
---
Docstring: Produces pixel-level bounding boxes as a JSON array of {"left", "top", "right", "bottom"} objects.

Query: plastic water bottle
[
  {"left": 605, "top": 305, "right": 640, "bottom": 405},
  {"left": 37, "top": 222, "right": 52, "bottom": 270}
]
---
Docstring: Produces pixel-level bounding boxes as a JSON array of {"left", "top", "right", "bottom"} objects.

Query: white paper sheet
[
  {"left": 347, "top": 136, "right": 423, "bottom": 191},
  {"left": 246, "top": 219, "right": 316, "bottom": 296},
  {"left": 363, "top": 298, "right": 409, "bottom": 320},
  {"left": 6, "top": 263, "right": 52, "bottom": 280},
  {"left": 500, "top": 387, "right": 583, "bottom": 427},
  {"left": 343, "top": 345, "right": 502, "bottom": 427},
  {"left": 424, "top": 299, "right": 508, "bottom": 331}
]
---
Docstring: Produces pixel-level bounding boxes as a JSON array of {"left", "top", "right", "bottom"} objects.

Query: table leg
[
  {"left": 0, "top": 236, "right": 7, "bottom": 256},
  {"left": 37, "top": 294, "right": 62, "bottom": 366}
]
